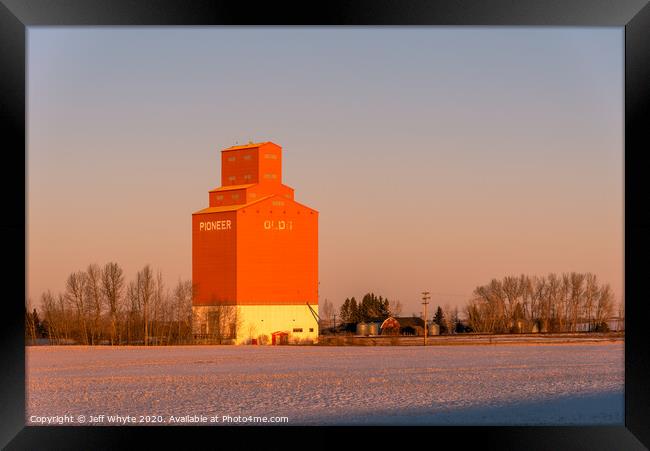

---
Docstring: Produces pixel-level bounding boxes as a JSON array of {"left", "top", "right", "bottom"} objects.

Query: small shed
[{"left": 271, "top": 331, "right": 289, "bottom": 345}]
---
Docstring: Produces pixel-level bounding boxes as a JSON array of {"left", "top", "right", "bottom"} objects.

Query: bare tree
[
  {"left": 442, "top": 303, "right": 454, "bottom": 335},
  {"left": 86, "top": 263, "right": 103, "bottom": 345},
  {"left": 57, "top": 293, "right": 70, "bottom": 342},
  {"left": 138, "top": 265, "right": 155, "bottom": 346},
  {"left": 520, "top": 274, "right": 534, "bottom": 330},
  {"left": 568, "top": 272, "right": 585, "bottom": 332},
  {"left": 450, "top": 306, "right": 460, "bottom": 333},
  {"left": 150, "top": 270, "right": 165, "bottom": 344},
  {"left": 25, "top": 299, "right": 37, "bottom": 344},
  {"left": 66, "top": 271, "right": 89, "bottom": 344},
  {"left": 390, "top": 300, "right": 403, "bottom": 317},
  {"left": 531, "top": 275, "right": 547, "bottom": 331},
  {"left": 202, "top": 303, "right": 241, "bottom": 344},
  {"left": 320, "top": 298, "right": 334, "bottom": 329},
  {"left": 40, "top": 290, "right": 60, "bottom": 343},
  {"left": 615, "top": 298, "right": 625, "bottom": 331},
  {"left": 559, "top": 273, "right": 573, "bottom": 332},
  {"left": 472, "top": 279, "right": 507, "bottom": 333},
  {"left": 545, "top": 273, "right": 561, "bottom": 332},
  {"left": 161, "top": 285, "right": 174, "bottom": 345},
  {"left": 583, "top": 273, "right": 599, "bottom": 331},
  {"left": 126, "top": 279, "right": 141, "bottom": 344},
  {"left": 466, "top": 292, "right": 494, "bottom": 333},
  {"left": 594, "top": 284, "right": 614, "bottom": 329},
  {"left": 617, "top": 298, "right": 625, "bottom": 330},
  {"left": 502, "top": 275, "right": 521, "bottom": 331},
  {"left": 102, "top": 262, "right": 124, "bottom": 345},
  {"left": 172, "top": 279, "right": 193, "bottom": 344}
]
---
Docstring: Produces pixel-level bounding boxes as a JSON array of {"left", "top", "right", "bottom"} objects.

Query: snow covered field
[{"left": 26, "top": 342, "right": 624, "bottom": 425}]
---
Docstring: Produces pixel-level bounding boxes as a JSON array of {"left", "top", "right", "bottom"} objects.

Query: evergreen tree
[
  {"left": 358, "top": 293, "right": 391, "bottom": 322},
  {"left": 433, "top": 306, "right": 448, "bottom": 334},
  {"left": 343, "top": 293, "right": 394, "bottom": 323},
  {"left": 349, "top": 297, "right": 359, "bottom": 323},
  {"left": 340, "top": 298, "right": 351, "bottom": 324},
  {"left": 378, "top": 295, "right": 390, "bottom": 319},
  {"left": 359, "top": 294, "right": 371, "bottom": 322}
]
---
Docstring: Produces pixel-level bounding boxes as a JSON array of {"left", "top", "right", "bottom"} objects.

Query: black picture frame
[{"left": 2, "top": 1, "right": 648, "bottom": 449}]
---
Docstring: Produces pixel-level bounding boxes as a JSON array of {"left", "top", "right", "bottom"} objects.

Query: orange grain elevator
[{"left": 192, "top": 141, "right": 319, "bottom": 344}]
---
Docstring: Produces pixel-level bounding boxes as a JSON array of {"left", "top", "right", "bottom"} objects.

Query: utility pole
[
  {"left": 333, "top": 313, "right": 337, "bottom": 335},
  {"left": 422, "top": 291, "right": 431, "bottom": 346}
]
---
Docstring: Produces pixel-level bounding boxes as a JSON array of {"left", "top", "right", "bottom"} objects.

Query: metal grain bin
[
  {"left": 356, "top": 322, "right": 369, "bottom": 336},
  {"left": 368, "top": 322, "right": 380, "bottom": 336},
  {"left": 429, "top": 323, "right": 440, "bottom": 336}
]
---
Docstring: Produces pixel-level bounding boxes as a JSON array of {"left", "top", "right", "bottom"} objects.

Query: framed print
[{"left": 2, "top": 0, "right": 649, "bottom": 449}]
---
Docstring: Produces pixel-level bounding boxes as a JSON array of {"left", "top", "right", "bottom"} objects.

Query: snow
[{"left": 26, "top": 342, "right": 623, "bottom": 425}]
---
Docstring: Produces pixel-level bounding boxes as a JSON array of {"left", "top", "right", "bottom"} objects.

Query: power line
[{"left": 427, "top": 292, "right": 471, "bottom": 298}]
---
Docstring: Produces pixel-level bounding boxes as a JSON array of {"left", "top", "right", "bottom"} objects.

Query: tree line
[
  {"left": 27, "top": 267, "right": 620, "bottom": 343},
  {"left": 26, "top": 262, "right": 194, "bottom": 345},
  {"left": 325, "top": 273, "right": 620, "bottom": 336},
  {"left": 465, "top": 272, "right": 617, "bottom": 334},
  {"left": 336, "top": 293, "right": 403, "bottom": 325}
]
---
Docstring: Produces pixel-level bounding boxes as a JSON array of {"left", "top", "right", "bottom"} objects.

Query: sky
[{"left": 27, "top": 27, "right": 623, "bottom": 316}]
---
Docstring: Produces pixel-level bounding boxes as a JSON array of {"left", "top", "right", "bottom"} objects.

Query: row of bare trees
[
  {"left": 30, "top": 262, "right": 194, "bottom": 345},
  {"left": 465, "top": 273, "right": 618, "bottom": 334}
]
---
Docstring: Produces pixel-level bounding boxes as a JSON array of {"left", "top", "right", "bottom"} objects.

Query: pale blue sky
[{"left": 28, "top": 27, "right": 623, "bottom": 314}]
